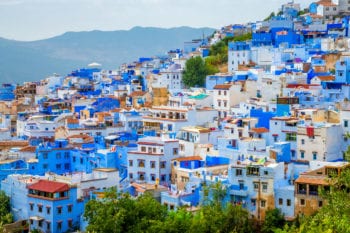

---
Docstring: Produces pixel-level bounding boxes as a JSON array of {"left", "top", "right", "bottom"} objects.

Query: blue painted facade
[
  {"left": 250, "top": 109, "right": 276, "bottom": 129},
  {"left": 0, "top": 83, "right": 15, "bottom": 101},
  {"left": 27, "top": 180, "right": 84, "bottom": 233},
  {"left": 205, "top": 74, "right": 235, "bottom": 90},
  {"left": 252, "top": 31, "right": 273, "bottom": 46}
]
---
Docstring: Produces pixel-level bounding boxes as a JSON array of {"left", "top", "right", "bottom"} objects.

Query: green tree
[
  {"left": 84, "top": 189, "right": 167, "bottom": 233},
  {"left": 261, "top": 208, "right": 286, "bottom": 233},
  {"left": 183, "top": 56, "right": 210, "bottom": 87},
  {"left": 0, "top": 191, "right": 12, "bottom": 224}
]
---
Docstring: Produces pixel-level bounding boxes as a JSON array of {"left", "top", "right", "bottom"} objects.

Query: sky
[{"left": 0, "top": 0, "right": 315, "bottom": 41}]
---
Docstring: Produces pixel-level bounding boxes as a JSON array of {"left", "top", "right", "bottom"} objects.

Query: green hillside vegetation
[
  {"left": 206, "top": 32, "right": 252, "bottom": 68},
  {"left": 182, "top": 32, "right": 252, "bottom": 87}
]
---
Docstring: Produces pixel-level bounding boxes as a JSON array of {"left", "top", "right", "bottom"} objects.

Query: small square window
[
  {"left": 318, "top": 201, "right": 323, "bottom": 207},
  {"left": 300, "top": 199, "right": 305, "bottom": 206},
  {"left": 279, "top": 198, "right": 283, "bottom": 205},
  {"left": 287, "top": 199, "right": 291, "bottom": 206}
]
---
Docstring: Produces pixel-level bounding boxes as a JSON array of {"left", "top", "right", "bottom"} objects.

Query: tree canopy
[{"left": 182, "top": 56, "right": 216, "bottom": 88}]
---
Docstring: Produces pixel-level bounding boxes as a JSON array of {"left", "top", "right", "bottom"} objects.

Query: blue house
[
  {"left": 0, "top": 83, "right": 15, "bottom": 101},
  {"left": 27, "top": 180, "right": 84, "bottom": 233},
  {"left": 36, "top": 140, "right": 73, "bottom": 175},
  {"left": 205, "top": 74, "right": 235, "bottom": 90}
]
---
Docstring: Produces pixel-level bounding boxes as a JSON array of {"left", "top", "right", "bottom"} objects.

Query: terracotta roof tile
[
  {"left": 19, "top": 146, "right": 36, "bottom": 153},
  {"left": 28, "top": 180, "right": 69, "bottom": 193},
  {"left": 295, "top": 176, "right": 329, "bottom": 185},
  {"left": 251, "top": 128, "right": 269, "bottom": 133},
  {"left": 0, "top": 141, "right": 29, "bottom": 147},
  {"left": 176, "top": 156, "right": 203, "bottom": 161},
  {"left": 213, "top": 84, "right": 232, "bottom": 90},
  {"left": 130, "top": 91, "right": 147, "bottom": 97}
]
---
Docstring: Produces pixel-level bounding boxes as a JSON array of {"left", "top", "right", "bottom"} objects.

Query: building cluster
[{"left": 1, "top": 0, "right": 350, "bottom": 232}]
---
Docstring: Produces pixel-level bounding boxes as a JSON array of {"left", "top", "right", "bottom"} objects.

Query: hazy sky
[{"left": 0, "top": 0, "right": 315, "bottom": 41}]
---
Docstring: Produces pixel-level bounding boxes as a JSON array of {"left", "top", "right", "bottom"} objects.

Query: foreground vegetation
[{"left": 84, "top": 169, "right": 350, "bottom": 233}]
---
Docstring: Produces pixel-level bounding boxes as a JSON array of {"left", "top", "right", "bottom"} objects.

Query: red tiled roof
[
  {"left": 19, "top": 146, "right": 36, "bottom": 153},
  {"left": 0, "top": 141, "right": 29, "bottom": 147},
  {"left": 66, "top": 118, "right": 79, "bottom": 124},
  {"left": 213, "top": 84, "right": 232, "bottom": 90},
  {"left": 286, "top": 84, "right": 320, "bottom": 89},
  {"left": 130, "top": 91, "right": 147, "bottom": 97},
  {"left": 176, "top": 156, "right": 203, "bottom": 161},
  {"left": 315, "top": 75, "right": 335, "bottom": 81},
  {"left": 295, "top": 176, "right": 329, "bottom": 185},
  {"left": 251, "top": 128, "right": 269, "bottom": 134},
  {"left": 316, "top": 0, "right": 337, "bottom": 6},
  {"left": 28, "top": 180, "right": 69, "bottom": 193}
]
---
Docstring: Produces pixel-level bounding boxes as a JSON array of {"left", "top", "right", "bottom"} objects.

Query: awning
[{"left": 30, "top": 216, "right": 44, "bottom": 221}]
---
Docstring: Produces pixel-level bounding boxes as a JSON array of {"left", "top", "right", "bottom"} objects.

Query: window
[
  {"left": 56, "top": 164, "right": 61, "bottom": 170},
  {"left": 68, "top": 219, "right": 73, "bottom": 228},
  {"left": 291, "top": 150, "right": 295, "bottom": 157},
  {"left": 160, "top": 161, "right": 166, "bottom": 169},
  {"left": 43, "top": 153, "right": 48, "bottom": 159},
  {"left": 67, "top": 205, "right": 72, "bottom": 213},
  {"left": 161, "top": 174, "right": 166, "bottom": 182},
  {"left": 173, "top": 148, "right": 178, "bottom": 155},
  {"left": 318, "top": 201, "right": 323, "bottom": 207},
  {"left": 287, "top": 199, "right": 291, "bottom": 206},
  {"left": 150, "top": 161, "right": 156, "bottom": 168},
  {"left": 129, "top": 160, "right": 133, "bottom": 167},
  {"left": 262, "top": 183, "right": 268, "bottom": 192},
  {"left": 219, "top": 90, "right": 221, "bottom": 95},
  {"left": 64, "top": 163, "right": 70, "bottom": 170},
  {"left": 239, "top": 182, "right": 244, "bottom": 190},
  {"left": 251, "top": 199, "right": 256, "bottom": 206},
  {"left": 152, "top": 147, "right": 156, "bottom": 153},
  {"left": 38, "top": 220, "right": 43, "bottom": 227},
  {"left": 47, "top": 222, "right": 51, "bottom": 230},
  {"left": 300, "top": 151, "right": 305, "bottom": 159},
  {"left": 141, "top": 146, "right": 146, "bottom": 152},
  {"left": 47, "top": 207, "right": 51, "bottom": 215},
  {"left": 57, "top": 206, "right": 62, "bottom": 214},
  {"left": 29, "top": 203, "right": 34, "bottom": 211},
  {"left": 236, "top": 169, "right": 242, "bottom": 176},
  {"left": 57, "top": 222, "right": 62, "bottom": 231},
  {"left": 64, "top": 152, "right": 70, "bottom": 159},
  {"left": 313, "top": 152, "right": 317, "bottom": 160},
  {"left": 264, "top": 171, "right": 268, "bottom": 175},
  {"left": 301, "top": 139, "right": 305, "bottom": 145},
  {"left": 38, "top": 205, "right": 43, "bottom": 213},
  {"left": 80, "top": 157, "right": 83, "bottom": 164},
  {"left": 300, "top": 199, "right": 305, "bottom": 206},
  {"left": 279, "top": 198, "right": 283, "bottom": 205},
  {"left": 344, "top": 120, "right": 348, "bottom": 128},
  {"left": 73, "top": 156, "right": 76, "bottom": 162},
  {"left": 261, "top": 200, "right": 266, "bottom": 208},
  {"left": 151, "top": 174, "right": 156, "bottom": 181},
  {"left": 253, "top": 182, "right": 259, "bottom": 190},
  {"left": 43, "top": 164, "right": 48, "bottom": 169},
  {"left": 224, "top": 91, "right": 227, "bottom": 96},
  {"left": 138, "top": 160, "right": 145, "bottom": 168},
  {"left": 56, "top": 152, "right": 61, "bottom": 159},
  {"left": 273, "top": 135, "right": 278, "bottom": 142},
  {"left": 129, "top": 173, "right": 133, "bottom": 179}
]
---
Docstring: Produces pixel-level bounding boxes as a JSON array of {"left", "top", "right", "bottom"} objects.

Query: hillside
[{"left": 0, "top": 26, "right": 215, "bottom": 83}]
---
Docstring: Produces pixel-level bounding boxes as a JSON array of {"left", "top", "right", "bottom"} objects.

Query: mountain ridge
[{"left": 0, "top": 26, "right": 215, "bottom": 83}]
